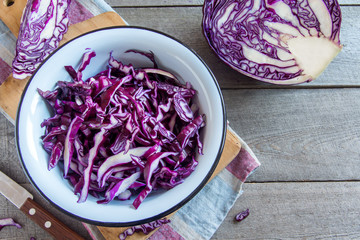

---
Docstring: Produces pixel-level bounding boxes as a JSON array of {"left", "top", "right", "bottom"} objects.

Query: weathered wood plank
[
  {"left": 213, "top": 181, "right": 360, "bottom": 239},
  {"left": 0, "top": 115, "right": 26, "bottom": 184},
  {"left": 1, "top": 181, "right": 359, "bottom": 239},
  {"left": 339, "top": 0, "right": 360, "bottom": 5},
  {"left": 224, "top": 88, "right": 360, "bottom": 182},
  {"left": 106, "top": 0, "right": 203, "bottom": 7},
  {"left": 113, "top": 6, "right": 360, "bottom": 88},
  {"left": 106, "top": 0, "right": 359, "bottom": 7},
  {"left": 1, "top": 88, "right": 359, "bottom": 183}
]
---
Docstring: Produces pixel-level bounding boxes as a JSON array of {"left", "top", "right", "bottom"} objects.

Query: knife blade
[{"left": 0, "top": 171, "right": 84, "bottom": 240}]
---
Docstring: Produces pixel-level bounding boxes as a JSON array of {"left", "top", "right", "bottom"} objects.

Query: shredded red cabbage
[
  {"left": 119, "top": 218, "right": 170, "bottom": 240},
  {"left": 235, "top": 209, "right": 250, "bottom": 222},
  {"left": 0, "top": 218, "right": 21, "bottom": 231},
  {"left": 39, "top": 50, "right": 205, "bottom": 208}
]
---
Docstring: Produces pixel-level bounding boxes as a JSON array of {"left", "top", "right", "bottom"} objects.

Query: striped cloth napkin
[{"left": 0, "top": 1, "right": 260, "bottom": 239}]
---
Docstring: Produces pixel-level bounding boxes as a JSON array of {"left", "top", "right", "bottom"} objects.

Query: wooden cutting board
[{"left": 0, "top": 1, "right": 241, "bottom": 239}]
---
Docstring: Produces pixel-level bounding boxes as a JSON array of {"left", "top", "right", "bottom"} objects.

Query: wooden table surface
[{"left": 1, "top": 0, "right": 360, "bottom": 239}]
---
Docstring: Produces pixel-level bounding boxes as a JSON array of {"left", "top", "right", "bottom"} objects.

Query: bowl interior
[{"left": 16, "top": 27, "right": 226, "bottom": 226}]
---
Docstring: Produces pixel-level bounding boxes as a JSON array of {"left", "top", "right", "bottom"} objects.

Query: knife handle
[{"left": 20, "top": 198, "right": 85, "bottom": 240}]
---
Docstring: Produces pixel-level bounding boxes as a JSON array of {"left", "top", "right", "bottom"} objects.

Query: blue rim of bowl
[{"left": 15, "top": 26, "right": 227, "bottom": 227}]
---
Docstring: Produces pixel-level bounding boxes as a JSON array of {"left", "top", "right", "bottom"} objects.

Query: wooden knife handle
[{"left": 20, "top": 198, "right": 85, "bottom": 240}]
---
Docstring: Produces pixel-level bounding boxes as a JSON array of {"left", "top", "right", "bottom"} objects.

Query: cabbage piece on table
[{"left": 0, "top": 218, "right": 21, "bottom": 231}]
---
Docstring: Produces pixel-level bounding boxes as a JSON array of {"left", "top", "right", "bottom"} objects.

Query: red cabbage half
[
  {"left": 202, "top": 0, "right": 342, "bottom": 84},
  {"left": 12, "top": 0, "right": 71, "bottom": 79},
  {"left": 39, "top": 50, "right": 205, "bottom": 209}
]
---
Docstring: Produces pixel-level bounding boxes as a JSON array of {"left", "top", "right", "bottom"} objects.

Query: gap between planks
[
  {"left": 213, "top": 181, "right": 360, "bottom": 239},
  {"left": 110, "top": 5, "right": 360, "bottom": 88}
]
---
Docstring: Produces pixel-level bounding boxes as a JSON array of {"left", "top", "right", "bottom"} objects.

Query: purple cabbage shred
[
  {"left": 235, "top": 209, "right": 250, "bottom": 222},
  {"left": 0, "top": 218, "right": 21, "bottom": 231}
]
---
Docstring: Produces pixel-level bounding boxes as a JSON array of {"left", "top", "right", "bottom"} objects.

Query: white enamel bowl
[{"left": 16, "top": 26, "right": 226, "bottom": 226}]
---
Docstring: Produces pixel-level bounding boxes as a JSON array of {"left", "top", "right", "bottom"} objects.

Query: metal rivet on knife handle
[
  {"left": 44, "top": 221, "right": 52, "bottom": 228},
  {"left": 29, "top": 208, "right": 36, "bottom": 215},
  {"left": 20, "top": 198, "right": 85, "bottom": 240}
]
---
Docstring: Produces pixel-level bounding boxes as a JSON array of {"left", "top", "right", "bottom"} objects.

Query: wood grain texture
[
  {"left": 0, "top": 0, "right": 26, "bottom": 37},
  {"left": 213, "top": 182, "right": 360, "bottom": 239},
  {"left": 224, "top": 88, "right": 360, "bottom": 182},
  {"left": 0, "top": 74, "right": 28, "bottom": 121},
  {"left": 0, "top": 114, "right": 25, "bottom": 184},
  {"left": 106, "top": 0, "right": 203, "bottom": 7},
  {"left": 61, "top": 12, "right": 126, "bottom": 43},
  {"left": 112, "top": 5, "right": 360, "bottom": 88}
]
